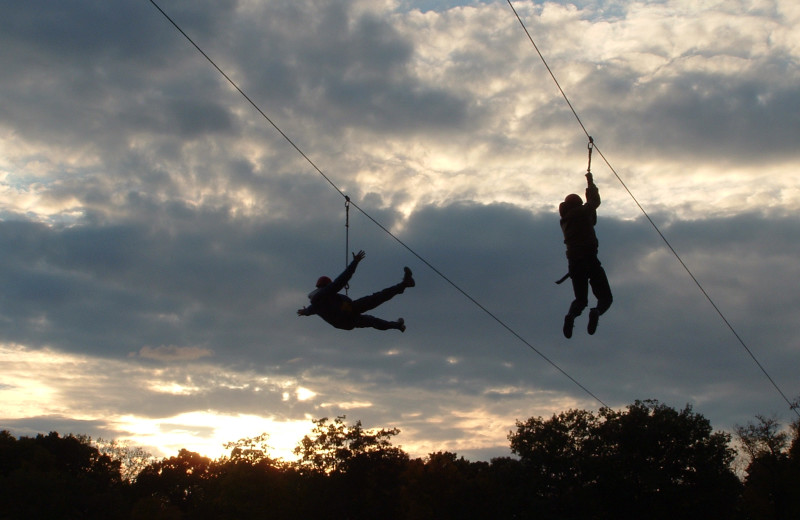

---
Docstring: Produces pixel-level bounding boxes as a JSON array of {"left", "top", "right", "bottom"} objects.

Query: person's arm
[
  {"left": 297, "top": 305, "right": 317, "bottom": 316},
  {"left": 585, "top": 172, "right": 600, "bottom": 209},
  {"left": 324, "top": 250, "right": 365, "bottom": 295}
]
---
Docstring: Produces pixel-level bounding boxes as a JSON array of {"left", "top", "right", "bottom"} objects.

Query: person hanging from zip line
[
  {"left": 558, "top": 170, "right": 613, "bottom": 338},
  {"left": 297, "top": 250, "right": 415, "bottom": 332}
]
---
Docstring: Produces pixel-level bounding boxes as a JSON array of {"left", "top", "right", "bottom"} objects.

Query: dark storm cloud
[
  {"left": 227, "top": 1, "right": 470, "bottom": 134},
  {"left": 576, "top": 66, "right": 800, "bottom": 164},
  {"left": 0, "top": 0, "right": 474, "bottom": 226},
  {"left": 0, "top": 0, "right": 237, "bottom": 143}
]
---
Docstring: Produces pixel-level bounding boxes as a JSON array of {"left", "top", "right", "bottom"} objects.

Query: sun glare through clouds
[{"left": 0, "top": 344, "right": 316, "bottom": 461}]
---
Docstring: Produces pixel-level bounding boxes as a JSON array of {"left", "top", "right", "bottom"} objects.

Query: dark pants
[
  {"left": 348, "top": 283, "right": 406, "bottom": 330},
  {"left": 567, "top": 255, "right": 612, "bottom": 318}
]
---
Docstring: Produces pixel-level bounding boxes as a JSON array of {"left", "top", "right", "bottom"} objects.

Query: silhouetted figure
[
  {"left": 297, "top": 250, "right": 414, "bottom": 332},
  {"left": 559, "top": 172, "right": 613, "bottom": 338}
]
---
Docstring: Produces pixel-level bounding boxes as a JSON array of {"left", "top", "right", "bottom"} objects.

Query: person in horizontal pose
[{"left": 298, "top": 250, "right": 414, "bottom": 332}]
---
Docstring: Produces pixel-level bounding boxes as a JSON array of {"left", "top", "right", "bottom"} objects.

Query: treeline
[{"left": 2, "top": 400, "right": 799, "bottom": 519}]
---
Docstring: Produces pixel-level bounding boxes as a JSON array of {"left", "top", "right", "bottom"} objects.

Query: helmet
[
  {"left": 316, "top": 276, "right": 332, "bottom": 287},
  {"left": 559, "top": 194, "right": 583, "bottom": 217}
]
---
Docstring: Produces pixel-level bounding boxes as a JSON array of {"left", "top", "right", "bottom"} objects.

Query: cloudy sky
[{"left": 1, "top": 0, "right": 798, "bottom": 462}]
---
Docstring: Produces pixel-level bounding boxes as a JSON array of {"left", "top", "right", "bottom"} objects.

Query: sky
[{"left": 1, "top": 0, "right": 799, "bottom": 463}]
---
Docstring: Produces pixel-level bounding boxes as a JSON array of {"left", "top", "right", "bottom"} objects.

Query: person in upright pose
[
  {"left": 297, "top": 250, "right": 414, "bottom": 332},
  {"left": 559, "top": 172, "right": 613, "bottom": 338}
]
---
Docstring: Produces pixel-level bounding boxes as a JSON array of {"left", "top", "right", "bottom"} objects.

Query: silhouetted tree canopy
[
  {"left": 293, "top": 415, "right": 406, "bottom": 474},
  {"left": 508, "top": 400, "right": 741, "bottom": 519},
  {"left": 0, "top": 431, "right": 126, "bottom": 519},
  {"left": 3, "top": 399, "right": 799, "bottom": 519},
  {"left": 735, "top": 414, "right": 800, "bottom": 519}
]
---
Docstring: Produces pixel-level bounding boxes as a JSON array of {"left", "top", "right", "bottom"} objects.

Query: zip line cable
[
  {"left": 147, "top": 0, "right": 609, "bottom": 409},
  {"left": 506, "top": 0, "right": 798, "bottom": 417}
]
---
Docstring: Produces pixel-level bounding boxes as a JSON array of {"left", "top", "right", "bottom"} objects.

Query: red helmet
[{"left": 316, "top": 276, "right": 332, "bottom": 288}]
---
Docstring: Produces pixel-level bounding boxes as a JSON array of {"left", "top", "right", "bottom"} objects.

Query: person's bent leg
[
  {"left": 568, "top": 266, "right": 590, "bottom": 318},
  {"left": 564, "top": 263, "right": 589, "bottom": 338},
  {"left": 589, "top": 264, "right": 613, "bottom": 316},
  {"left": 587, "top": 261, "right": 611, "bottom": 335}
]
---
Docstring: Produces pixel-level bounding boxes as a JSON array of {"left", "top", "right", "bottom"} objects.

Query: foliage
[
  {"left": 95, "top": 437, "right": 156, "bottom": 482},
  {"left": 221, "top": 432, "right": 275, "bottom": 466},
  {"left": 735, "top": 413, "right": 800, "bottom": 519},
  {"left": 3, "top": 401, "right": 799, "bottom": 519},
  {"left": 735, "top": 414, "right": 789, "bottom": 461},
  {"left": 292, "top": 415, "right": 405, "bottom": 474},
  {"left": 132, "top": 449, "right": 213, "bottom": 518},
  {"left": 508, "top": 399, "right": 741, "bottom": 519},
  {"left": 0, "top": 430, "right": 127, "bottom": 519}
]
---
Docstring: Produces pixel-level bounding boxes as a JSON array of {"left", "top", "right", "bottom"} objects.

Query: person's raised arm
[
  {"left": 325, "top": 250, "right": 365, "bottom": 294},
  {"left": 585, "top": 172, "right": 600, "bottom": 209}
]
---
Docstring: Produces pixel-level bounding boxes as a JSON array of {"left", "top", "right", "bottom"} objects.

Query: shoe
[
  {"left": 397, "top": 318, "right": 406, "bottom": 332},
  {"left": 588, "top": 308, "right": 599, "bottom": 335},
  {"left": 563, "top": 314, "right": 574, "bottom": 339},
  {"left": 403, "top": 267, "right": 415, "bottom": 287}
]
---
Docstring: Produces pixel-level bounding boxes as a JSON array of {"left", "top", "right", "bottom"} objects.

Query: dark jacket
[
  {"left": 560, "top": 182, "right": 600, "bottom": 261},
  {"left": 304, "top": 258, "right": 358, "bottom": 330}
]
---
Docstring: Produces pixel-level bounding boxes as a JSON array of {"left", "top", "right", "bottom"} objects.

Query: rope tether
[{"left": 345, "top": 195, "right": 351, "bottom": 295}]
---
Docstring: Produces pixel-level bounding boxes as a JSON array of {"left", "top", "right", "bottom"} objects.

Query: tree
[
  {"left": 736, "top": 413, "right": 800, "bottom": 519},
  {"left": 736, "top": 415, "right": 789, "bottom": 462},
  {"left": 194, "top": 432, "right": 300, "bottom": 520},
  {"left": 401, "top": 452, "right": 501, "bottom": 520},
  {"left": 789, "top": 413, "right": 800, "bottom": 462},
  {"left": 292, "top": 416, "right": 409, "bottom": 519},
  {"left": 509, "top": 400, "right": 741, "bottom": 519},
  {"left": 0, "top": 431, "right": 127, "bottom": 519},
  {"left": 509, "top": 408, "right": 596, "bottom": 498},
  {"left": 592, "top": 401, "right": 740, "bottom": 518},
  {"left": 95, "top": 437, "right": 155, "bottom": 482},
  {"left": 293, "top": 415, "right": 404, "bottom": 474},
  {"left": 221, "top": 432, "right": 275, "bottom": 466},
  {"left": 132, "top": 449, "right": 212, "bottom": 518}
]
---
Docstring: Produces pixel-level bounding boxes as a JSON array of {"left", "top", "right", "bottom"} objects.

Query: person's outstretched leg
[
  {"left": 351, "top": 267, "right": 414, "bottom": 314},
  {"left": 353, "top": 315, "right": 405, "bottom": 331}
]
